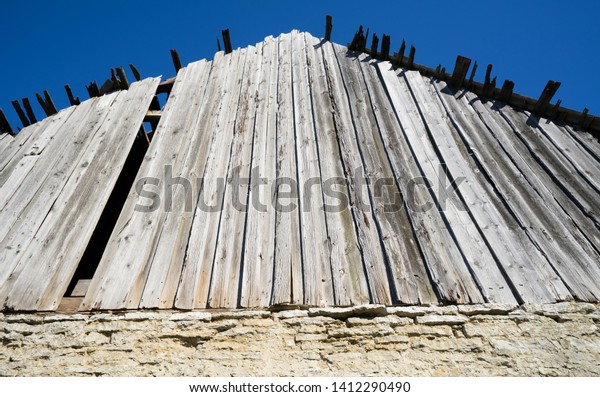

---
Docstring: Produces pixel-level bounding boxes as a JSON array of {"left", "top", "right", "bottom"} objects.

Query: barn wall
[{"left": 1, "top": 303, "right": 598, "bottom": 376}]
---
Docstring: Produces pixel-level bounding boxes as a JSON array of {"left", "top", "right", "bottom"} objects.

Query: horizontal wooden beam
[
  {"left": 357, "top": 43, "right": 600, "bottom": 136},
  {"left": 144, "top": 110, "right": 162, "bottom": 123},
  {"left": 157, "top": 77, "right": 176, "bottom": 94}
]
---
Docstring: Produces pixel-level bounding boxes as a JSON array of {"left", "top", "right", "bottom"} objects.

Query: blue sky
[{"left": 1, "top": 0, "right": 598, "bottom": 130}]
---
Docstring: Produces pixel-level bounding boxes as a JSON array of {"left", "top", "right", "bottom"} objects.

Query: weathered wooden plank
[
  {"left": 410, "top": 72, "right": 571, "bottom": 303},
  {"left": 81, "top": 66, "right": 196, "bottom": 311},
  {"left": 306, "top": 35, "right": 370, "bottom": 306},
  {"left": 169, "top": 50, "right": 247, "bottom": 309},
  {"left": 0, "top": 108, "right": 75, "bottom": 192},
  {"left": 377, "top": 64, "right": 486, "bottom": 303},
  {"left": 0, "top": 100, "right": 96, "bottom": 245},
  {"left": 472, "top": 108, "right": 600, "bottom": 254},
  {"left": 208, "top": 45, "right": 261, "bottom": 308},
  {"left": 0, "top": 156, "right": 38, "bottom": 210},
  {"left": 271, "top": 32, "right": 303, "bottom": 306},
  {"left": 447, "top": 89, "right": 600, "bottom": 301},
  {"left": 239, "top": 36, "right": 278, "bottom": 308},
  {"left": 442, "top": 88, "right": 575, "bottom": 302},
  {"left": 0, "top": 94, "right": 115, "bottom": 306},
  {"left": 0, "top": 100, "right": 107, "bottom": 298},
  {"left": 497, "top": 104, "right": 600, "bottom": 227},
  {"left": 172, "top": 53, "right": 236, "bottom": 310},
  {"left": 362, "top": 56, "right": 482, "bottom": 304},
  {"left": 3, "top": 78, "right": 160, "bottom": 311},
  {"left": 560, "top": 123, "right": 600, "bottom": 161},
  {"left": 138, "top": 60, "right": 215, "bottom": 309},
  {"left": 526, "top": 113, "right": 600, "bottom": 194},
  {"left": 290, "top": 32, "right": 334, "bottom": 306},
  {"left": 352, "top": 54, "right": 441, "bottom": 304},
  {"left": 189, "top": 49, "right": 247, "bottom": 308},
  {"left": 323, "top": 42, "right": 391, "bottom": 304},
  {"left": 71, "top": 279, "right": 91, "bottom": 297},
  {"left": 0, "top": 113, "right": 59, "bottom": 179},
  {"left": 403, "top": 71, "right": 523, "bottom": 304}
]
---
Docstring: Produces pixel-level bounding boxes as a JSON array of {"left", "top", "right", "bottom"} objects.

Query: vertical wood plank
[
  {"left": 240, "top": 37, "right": 278, "bottom": 308},
  {"left": 291, "top": 32, "right": 334, "bottom": 306},
  {"left": 306, "top": 34, "right": 370, "bottom": 306},
  {"left": 271, "top": 32, "right": 303, "bottom": 306}
]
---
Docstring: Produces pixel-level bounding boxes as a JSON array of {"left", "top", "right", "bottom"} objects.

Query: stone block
[
  {"left": 416, "top": 314, "right": 468, "bottom": 325},
  {"left": 169, "top": 312, "right": 212, "bottom": 322},
  {"left": 458, "top": 304, "right": 518, "bottom": 316}
]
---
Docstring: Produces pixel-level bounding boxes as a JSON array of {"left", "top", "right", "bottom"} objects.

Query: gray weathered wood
[
  {"left": 271, "top": 32, "right": 303, "bottom": 305},
  {"left": 240, "top": 36, "right": 278, "bottom": 308},
  {"left": 307, "top": 34, "right": 370, "bottom": 306}
]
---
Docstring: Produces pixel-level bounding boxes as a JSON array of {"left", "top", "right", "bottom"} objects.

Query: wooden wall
[
  {"left": 2, "top": 31, "right": 600, "bottom": 311},
  {"left": 0, "top": 78, "right": 159, "bottom": 311}
]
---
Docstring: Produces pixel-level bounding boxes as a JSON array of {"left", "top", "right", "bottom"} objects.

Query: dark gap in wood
[
  {"left": 157, "top": 77, "right": 175, "bottom": 94},
  {"left": 129, "top": 64, "right": 142, "bottom": 81},
  {"left": 22, "top": 98, "right": 37, "bottom": 124},
  {"left": 64, "top": 132, "right": 150, "bottom": 298},
  {"left": 170, "top": 49, "right": 183, "bottom": 72},
  {"left": 149, "top": 96, "right": 161, "bottom": 111},
  {"left": 222, "top": 29, "right": 233, "bottom": 54},
  {"left": 11, "top": 100, "right": 30, "bottom": 127},
  {"left": 64, "top": 85, "right": 80, "bottom": 106},
  {"left": 324, "top": 15, "right": 333, "bottom": 41}
]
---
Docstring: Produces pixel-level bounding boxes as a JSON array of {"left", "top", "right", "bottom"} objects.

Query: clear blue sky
[{"left": 1, "top": 0, "right": 598, "bottom": 130}]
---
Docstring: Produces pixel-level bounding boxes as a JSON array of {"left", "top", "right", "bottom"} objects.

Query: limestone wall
[{"left": 1, "top": 303, "right": 599, "bottom": 376}]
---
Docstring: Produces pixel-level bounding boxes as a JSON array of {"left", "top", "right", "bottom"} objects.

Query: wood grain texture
[{"left": 4, "top": 31, "right": 599, "bottom": 311}]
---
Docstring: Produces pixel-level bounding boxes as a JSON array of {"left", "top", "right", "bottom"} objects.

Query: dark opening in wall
[{"left": 64, "top": 133, "right": 149, "bottom": 297}]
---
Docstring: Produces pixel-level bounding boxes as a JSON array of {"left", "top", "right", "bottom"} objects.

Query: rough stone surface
[{"left": 0, "top": 303, "right": 598, "bottom": 376}]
